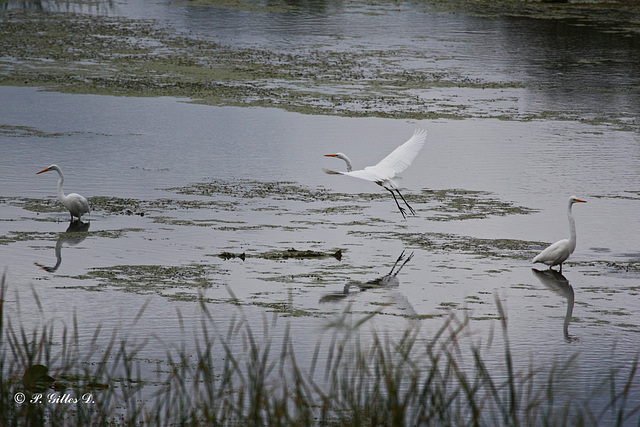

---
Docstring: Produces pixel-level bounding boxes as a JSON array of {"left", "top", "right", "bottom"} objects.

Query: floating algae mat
[
  {"left": 63, "top": 263, "right": 227, "bottom": 297},
  {"left": 166, "top": 180, "right": 535, "bottom": 220}
]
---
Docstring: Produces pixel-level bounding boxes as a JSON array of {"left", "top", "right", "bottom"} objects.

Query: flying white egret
[
  {"left": 533, "top": 195, "right": 586, "bottom": 272},
  {"left": 36, "top": 164, "right": 90, "bottom": 221},
  {"left": 323, "top": 128, "right": 427, "bottom": 218}
]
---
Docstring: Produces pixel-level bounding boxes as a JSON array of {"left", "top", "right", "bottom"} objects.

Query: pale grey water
[{"left": 1, "top": 0, "right": 640, "bottom": 421}]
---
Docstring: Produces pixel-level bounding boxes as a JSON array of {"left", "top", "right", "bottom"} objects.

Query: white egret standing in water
[
  {"left": 533, "top": 195, "right": 586, "bottom": 272},
  {"left": 323, "top": 128, "right": 427, "bottom": 218},
  {"left": 37, "top": 164, "right": 90, "bottom": 221}
]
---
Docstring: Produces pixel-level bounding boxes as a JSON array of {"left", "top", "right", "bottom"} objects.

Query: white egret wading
[
  {"left": 37, "top": 164, "right": 90, "bottom": 221},
  {"left": 533, "top": 196, "right": 587, "bottom": 273},
  {"left": 323, "top": 129, "right": 427, "bottom": 218}
]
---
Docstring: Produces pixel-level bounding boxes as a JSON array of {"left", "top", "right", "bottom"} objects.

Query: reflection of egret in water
[
  {"left": 531, "top": 268, "right": 577, "bottom": 342},
  {"left": 320, "top": 251, "right": 417, "bottom": 317},
  {"left": 35, "top": 220, "right": 90, "bottom": 273}
]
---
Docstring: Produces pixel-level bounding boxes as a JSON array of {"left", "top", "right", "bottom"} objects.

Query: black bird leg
[
  {"left": 396, "top": 190, "right": 416, "bottom": 216},
  {"left": 387, "top": 189, "right": 407, "bottom": 219}
]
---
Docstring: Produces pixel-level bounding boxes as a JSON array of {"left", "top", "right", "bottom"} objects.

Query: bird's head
[
  {"left": 569, "top": 195, "right": 587, "bottom": 204},
  {"left": 36, "top": 164, "right": 59, "bottom": 175},
  {"left": 324, "top": 153, "right": 349, "bottom": 161},
  {"left": 323, "top": 153, "right": 353, "bottom": 172}
]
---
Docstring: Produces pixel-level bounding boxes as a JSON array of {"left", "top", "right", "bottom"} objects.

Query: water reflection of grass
[{"left": 2, "top": 274, "right": 639, "bottom": 425}]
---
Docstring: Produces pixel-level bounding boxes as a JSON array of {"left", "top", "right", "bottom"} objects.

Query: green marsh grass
[{"left": 1, "top": 273, "right": 639, "bottom": 425}]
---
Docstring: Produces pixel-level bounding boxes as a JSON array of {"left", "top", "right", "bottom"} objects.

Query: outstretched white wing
[
  {"left": 373, "top": 128, "right": 428, "bottom": 178},
  {"left": 338, "top": 129, "right": 427, "bottom": 183}
]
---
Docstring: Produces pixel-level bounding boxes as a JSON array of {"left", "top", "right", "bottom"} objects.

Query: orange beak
[
  {"left": 575, "top": 198, "right": 587, "bottom": 203},
  {"left": 36, "top": 167, "right": 52, "bottom": 175},
  {"left": 324, "top": 154, "right": 338, "bottom": 157}
]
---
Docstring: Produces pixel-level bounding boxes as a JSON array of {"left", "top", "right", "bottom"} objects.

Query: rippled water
[{"left": 2, "top": 0, "right": 640, "bottom": 420}]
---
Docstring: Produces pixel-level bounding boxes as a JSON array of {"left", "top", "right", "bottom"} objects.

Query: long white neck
[
  {"left": 55, "top": 169, "right": 67, "bottom": 202},
  {"left": 567, "top": 201, "right": 577, "bottom": 252},
  {"left": 338, "top": 154, "right": 353, "bottom": 172}
]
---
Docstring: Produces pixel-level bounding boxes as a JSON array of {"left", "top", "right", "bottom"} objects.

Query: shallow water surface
[
  {"left": 1, "top": 0, "right": 640, "bottom": 421},
  {"left": 1, "top": 86, "right": 639, "bottom": 416}
]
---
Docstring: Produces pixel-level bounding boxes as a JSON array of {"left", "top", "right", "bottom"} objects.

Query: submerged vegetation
[
  {"left": 65, "top": 263, "right": 226, "bottom": 295},
  {"left": 1, "top": 1, "right": 639, "bottom": 127},
  {"left": 419, "top": 189, "right": 536, "bottom": 221},
  {"left": 169, "top": 180, "right": 536, "bottom": 221},
  {"left": 5, "top": 180, "right": 537, "bottom": 225},
  {"left": 2, "top": 274, "right": 639, "bottom": 425},
  {"left": 0, "top": 9, "right": 484, "bottom": 120}
]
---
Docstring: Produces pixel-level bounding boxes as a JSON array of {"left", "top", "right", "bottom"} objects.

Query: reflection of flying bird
[
  {"left": 319, "top": 251, "right": 414, "bottom": 303},
  {"left": 533, "top": 196, "right": 586, "bottom": 273},
  {"left": 37, "top": 164, "right": 90, "bottom": 221},
  {"left": 323, "top": 129, "right": 427, "bottom": 218},
  {"left": 531, "top": 268, "right": 577, "bottom": 342},
  {"left": 35, "top": 220, "right": 90, "bottom": 273},
  {"left": 361, "top": 250, "right": 414, "bottom": 289}
]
